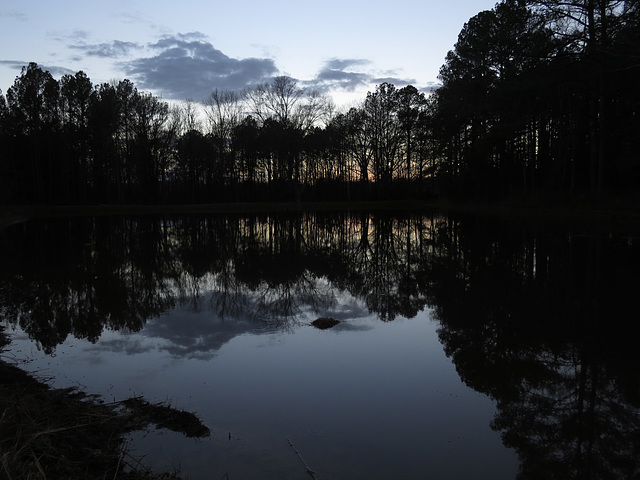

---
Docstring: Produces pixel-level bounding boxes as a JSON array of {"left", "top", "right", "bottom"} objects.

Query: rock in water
[{"left": 311, "top": 317, "right": 340, "bottom": 330}]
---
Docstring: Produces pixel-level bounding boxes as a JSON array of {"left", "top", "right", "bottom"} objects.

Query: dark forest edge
[
  {"left": 3, "top": 194, "right": 640, "bottom": 232},
  {"left": 1, "top": 1, "right": 639, "bottom": 208},
  {"left": 0, "top": 200, "right": 433, "bottom": 229}
]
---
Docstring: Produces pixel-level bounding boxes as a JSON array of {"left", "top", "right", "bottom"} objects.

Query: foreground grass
[{"left": 0, "top": 328, "right": 209, "bottom": 480}]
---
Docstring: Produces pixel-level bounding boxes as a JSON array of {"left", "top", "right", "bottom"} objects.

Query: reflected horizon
[{"left": 2, "top": 211, "right": 640, "bottom": 479}]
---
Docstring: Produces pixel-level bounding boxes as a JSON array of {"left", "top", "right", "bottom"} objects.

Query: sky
[{"left": 0, "top": 0, "right": 499, "bottom": 108}]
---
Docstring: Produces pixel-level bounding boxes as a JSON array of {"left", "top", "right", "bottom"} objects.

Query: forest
[{"left": 0, "top": 0, "right": 639, "bottom": 205}]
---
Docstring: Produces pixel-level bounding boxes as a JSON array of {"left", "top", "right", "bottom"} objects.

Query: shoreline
[
  {"left": 2, "top": 196, "right": 640, "bottom": 229},
  {"left": 0, "top": 327, "right": 209, "bottom": 480}
]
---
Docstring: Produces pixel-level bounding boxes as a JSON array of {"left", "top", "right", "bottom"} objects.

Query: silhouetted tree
[
  {"left": 130, "top": 91, "right": 171, "bottom": 202},
  {"left": 245, "top": 76, "right": 304, "bottom": 127},
  {"left": 397, "top": 85, "right": 427, "bottom": 183},
  {"left": 431, "top": 0, "right": 640, "bottom": 199},
  {"left": 60, "top": 71, "right": 93, "bottom": 202},
  {"left": 5, "top": 63, "right": 61, "bottom": 202},
  {"left": 204, "top": 89, "right": 242, "bottom": 196},
  {"left": 88, "top": 82, "right": 121, "bottom": 202},
  {"left": 232, "top": 116, "right": 260, "bottom": 195},
  {"left": 364, "top": 83, "right": 403, "bottom": 192},
  {"left": 176, "top": 129, "right": 210, "bottom": 203}
]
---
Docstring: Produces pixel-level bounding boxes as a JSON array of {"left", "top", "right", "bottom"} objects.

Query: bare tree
[
  {"left": 170, "top": 99, "right": 202, "bottom": 137},
  {"left": 203, "top": 89, "right": 242, "bottom": 139},
  {"left": 244, "top": 76, "right": 304, "bottom": 126},
  {"left": 294, "top": 89, "right": 334, "bottom": 132}
]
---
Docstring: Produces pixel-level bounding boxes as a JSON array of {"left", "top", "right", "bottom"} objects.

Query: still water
[{"left": 1, "top": 211, "right": 639, "bottom": 479}]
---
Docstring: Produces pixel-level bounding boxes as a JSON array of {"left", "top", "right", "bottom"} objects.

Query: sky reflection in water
[
  {"left": 10, "top": 292, "right": 517, "bottom": 480},
  {"left": 5, "top": 212, "right": 640, "bottom": 478}
]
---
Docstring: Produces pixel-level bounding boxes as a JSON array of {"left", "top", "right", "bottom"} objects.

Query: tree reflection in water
[{"left": 1, "top": 211, "right": 639, "bottom": 478}]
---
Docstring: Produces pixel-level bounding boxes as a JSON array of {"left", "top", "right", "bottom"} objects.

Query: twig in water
[{"left": 287, "top": 438, "right": 318, "bottom": 479}]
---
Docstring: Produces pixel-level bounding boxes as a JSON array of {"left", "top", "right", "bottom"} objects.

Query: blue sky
[{"left": 0, "top": 0, "right": 498, "bottom": 106}]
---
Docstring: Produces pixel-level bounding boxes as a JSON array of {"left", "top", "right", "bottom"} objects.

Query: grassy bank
[{"left": 0, "top": 328, "right": 209, "bottom": 479}]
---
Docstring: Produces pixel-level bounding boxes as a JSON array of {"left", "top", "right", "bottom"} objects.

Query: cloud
[
  {"left": 70, "top": 40, "right": 140, "bottom": 58},
  {"left": 309, "top": 58, "right": 372, "bottom": 91},
  {"left": 0, "top": 11, "right": 28, "bottom": 21},
  {"left": 111, "top": 10, "right": 149, "bottom": 25},
  {"left": 40, "top": 64, "right": 76, "bottom": 77},
  {"left": 49, "top": 30, "right": 139, "bottom": 60},
  {"left": 371, "top": 75, "right": 417, "bottom": 86},
  {"left": 307, "top": 57, "right": 417, "bottom": 94},
  {"left": 421, "top": 81, "right": 441, "bottom": 94},
  {"left": 48, "top": 29, "right": 90, "bottom": 45},
  {"left": 0, "top": 60, "right": 29, "bottom": 70},
  {"left": 325, "top": 58, "right": 371, "bottom": 71},
  {"left": 123, "top": 33, "right": 278, "bottom": 101},
  {"left": 0, "top": 60, "right": 74, "bottom": 79}
]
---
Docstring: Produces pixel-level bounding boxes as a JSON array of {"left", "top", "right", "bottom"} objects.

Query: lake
[{"left": 1, "top": 210, "right": 639, "bottom": 479}]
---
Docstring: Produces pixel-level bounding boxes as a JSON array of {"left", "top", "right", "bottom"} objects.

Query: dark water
[{"left": 1, "top": 211, "right": 639, "bottom": 479}]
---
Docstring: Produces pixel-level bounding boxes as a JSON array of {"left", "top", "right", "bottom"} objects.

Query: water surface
[{"left": 2, "top": 211, "right": 639, "bottom": 479}]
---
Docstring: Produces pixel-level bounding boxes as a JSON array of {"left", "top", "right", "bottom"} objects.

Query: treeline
[
  {"left": 0, "top": 68, "right": 432, "bottom": 204},
  {"left": 434, "top": 0, "right": 640, "bottom": 199},
  {"left": 1, "top": 0, "right": 639, "bottom": 205}
]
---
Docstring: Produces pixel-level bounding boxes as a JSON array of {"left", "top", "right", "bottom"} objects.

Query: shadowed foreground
[{"left": 0, "top": 328, "right": 210, "bottom": 479}]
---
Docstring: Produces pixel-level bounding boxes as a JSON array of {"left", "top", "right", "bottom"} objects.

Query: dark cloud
[
  {"left": 309, "top": 58, "right": 372, "bottom": 91},
  {"left": 307, "top": 57, "right": 417, "bottom": 93},
  {"left": 123, "top": 33, "right": 278, "bottom": 101},
  {"left": 314, "top": 68, "right": 370, "bottom": 90},
  {"left": 325, "top": 58, "right": 371, "bottom": 71},
  {"left": 70, "top": 40, "right": 140, "bottom": 58}
]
